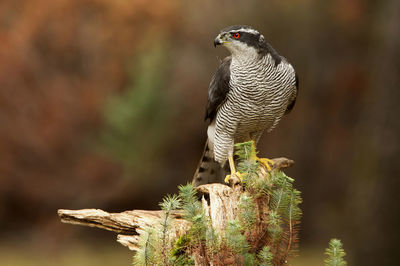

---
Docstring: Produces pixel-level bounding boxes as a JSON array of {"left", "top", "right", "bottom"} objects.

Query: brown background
[{"left": 0, "top": 0, "right": 399, "bottom": 265}]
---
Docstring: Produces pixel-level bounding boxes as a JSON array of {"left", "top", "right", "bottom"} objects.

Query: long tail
[{"left": 192, "top": 139, "right": 228, "bottom": 186}]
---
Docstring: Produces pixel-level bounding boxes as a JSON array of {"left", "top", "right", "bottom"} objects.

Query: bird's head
[{"left": 214, "top": 25, "right": 265, "bottom": 57}]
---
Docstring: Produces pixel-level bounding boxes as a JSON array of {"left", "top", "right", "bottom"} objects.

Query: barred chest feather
[
  {"left": 225, "top": 53, "right": 295, "bottom": 138},
  {"left": 211, "top": 52, "right": 296, "bottom": 165}
]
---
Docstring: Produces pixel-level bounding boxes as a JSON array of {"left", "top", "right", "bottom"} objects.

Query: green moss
[{"left": 170, "top": 234, "right": 194, "bottom": 265}]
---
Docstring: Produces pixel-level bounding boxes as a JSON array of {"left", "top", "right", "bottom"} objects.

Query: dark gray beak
[{"left": 214, "top": 37, "right": 222, "bottom": 47}]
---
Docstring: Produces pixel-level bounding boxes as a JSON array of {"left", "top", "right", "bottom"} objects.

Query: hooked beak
[{"left": 214, "top": 34, "right": 223, "bottom": 47}]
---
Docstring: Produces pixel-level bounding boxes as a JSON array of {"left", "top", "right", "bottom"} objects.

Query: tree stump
[{"left": 58, "top": 157, "right": 295, "bottom": 265}]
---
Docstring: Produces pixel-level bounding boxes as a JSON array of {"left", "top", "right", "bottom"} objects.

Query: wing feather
[
  {"left": 285, "top": 72, "right": 299, "bottom": 114},
  {"left": 205, "top": 56, "right": 232, "bottom": 121}
]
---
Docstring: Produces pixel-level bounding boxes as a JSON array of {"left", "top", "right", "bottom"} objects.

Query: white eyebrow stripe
[{"left": 229, "top": 28, "right": 259, "bottom": 35}]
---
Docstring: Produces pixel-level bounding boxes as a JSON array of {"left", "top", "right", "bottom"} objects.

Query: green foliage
[
  {"left": 267, "top": 210, "right": 283, "bottom": 245},
  {"left": 235, "top": 141, "right": 302, "bottom": 263},
  {"left": 225, "top": 220, "right": 257, "bottom": 265},
  {"left": 267, "top": 170, "right": 302, "bottom": 263},
  {"left": 133, "top": 141, "right": 303, "bottom": 265},
  {"left": 324, "top": 238, "right": 347, "bottom": 266},
  {"left": 225, "top": 220, "right": 250, "bottom": 254},
  {"left": 238, "top": 193, "right": 257, "bottom": 229},
  {"left": 178, "top": 184, "right": 208, "bottom": 241},
  {"left": 178, "top": 183, "right": 198, "bottom": 211},
  {"left": 159, "top": 194, "right": 181, "bottom": 265},
  {"left": 133, "top": 194, "right": 183, "bottom": 266},
  {"left": 133, "top": 228, "right": 157, "bottom": 266},
  {"left": 170, "top": 234, "right": 194, "bottom": 265},
  {"left": 234, "top": 141, "right": 274, "bottom": 197},
  {"left": 235, "top": 141, "right": 260, "bottom": 184},
  {"left": 132, "top": 142, "right": 348, "bottom": 265},
  {"left": 258, "top": 246, "right": 273, "bottom": 266},
  {"left": 159, "top": 194, "right": 182, "bottom": 212}
]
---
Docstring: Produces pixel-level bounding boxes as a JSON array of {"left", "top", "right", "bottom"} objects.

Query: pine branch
[
  {"left": 258, "top": 246, "right": 274, "bottom": 266},
  {"left": 324, "top": 238, "right": 347, "bottom": 266},
  {"left": 238, "top": 193, "right": 257, "bottom": 229},
  {"left": 133, "top": 228, "right": 156, "bottom": 266},
  {"left": 235, "top": 141, "right": 260, "bottom": 184},
  {"left": 159, "top": 194, "right": 181, "bottom": 265},
  {"left": 283, "top": 188, "right": 302, "bottom": 259}
]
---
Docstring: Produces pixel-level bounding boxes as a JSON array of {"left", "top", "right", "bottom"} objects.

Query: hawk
[{"left": 193, "top": 25, "right": 298, "bottom": 186}]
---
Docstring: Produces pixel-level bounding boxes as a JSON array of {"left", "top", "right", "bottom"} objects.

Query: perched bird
[{"left": 193, "top": 25, "right": 298, "bottom": 186}]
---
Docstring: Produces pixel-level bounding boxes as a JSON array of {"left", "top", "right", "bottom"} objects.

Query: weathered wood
[
  {"left": 197, "top": 183, "right": 240, "bottom": 233},
  {"left": 57, "top": 157, "right": 294, "bottom": 255},
  {"left": 57, "top": 183, "right": 241, "bottom": 250},
  {"left": 58, "top": 209, "right": 189, "bottom": 251}
]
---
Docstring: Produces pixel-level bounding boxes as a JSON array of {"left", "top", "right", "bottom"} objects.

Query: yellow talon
[
  {"left": 224, "top": 171, "right": 244, "bottom": 183},
  {"left": 224, "top": 154, "right": 244, "bottom": 184},
  {"left": 257, "top": 157, "right": 275, "bottom": 171},
  {"left": 224, "top": 175, "right": 230, "bottom": 183}
]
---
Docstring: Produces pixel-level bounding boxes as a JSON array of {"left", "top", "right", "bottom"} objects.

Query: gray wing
[
  {"left": 285, "top": 72, "right": 299, "bottom": 114},
  {"left": 205, "top": 56, "right": 232, "bottom": 121}
]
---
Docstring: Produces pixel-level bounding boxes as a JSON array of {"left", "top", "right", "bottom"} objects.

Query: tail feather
[{"left": 192, "top": 139, "right": 228, "bottom": 186}]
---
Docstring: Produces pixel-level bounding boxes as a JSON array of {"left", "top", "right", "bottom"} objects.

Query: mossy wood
[{"left": 58, "top": 142, "right": 299, "bottom": 265}]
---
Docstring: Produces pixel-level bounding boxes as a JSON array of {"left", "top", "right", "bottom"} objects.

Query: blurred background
[{"left": 0, "top": 0, "right": 399, "bottom": 265}]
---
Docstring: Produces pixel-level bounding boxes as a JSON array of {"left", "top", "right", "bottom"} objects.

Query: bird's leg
[
  {"left": 224, "top": 155, "right": 243, "bottom": 184},
  {"left": 249, "top": 132, "right": 274, "bottom": 171}
]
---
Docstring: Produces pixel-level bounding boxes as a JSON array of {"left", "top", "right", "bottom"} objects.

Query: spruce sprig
[
  {"left": 178, "top": 182, "right": 211, "bottom": 264},
  {"left": 178, "top": 184, "right": 206, "bottom": 237},
  {"left": 324, "top": 238, "right": 347, "bottom": 266},
  {"left": 281, "top": 188, "right": 302, "bottom": 260},
  {"left": 133, "top": 228, "right": 157, "bottom": 266},
  {"left": 238, "top": 193, "right": 257, "bottom": 229},
  {"left": 133, "top": 194, "right": 183, "bottom": 266},
  {"left": 258, "top": 246, "right": 274, "bottom": 266},
  {"left": 159, "top": 194, "right": 181, "bottom": 211},
  {"left": 225, "top": 220, "right": 250, "bottom": 254},
  {"left": 159, "top": 194, "right": 181, "bottom": 265},
  {"left": 263, "top": 166, "right": 302, "bottom": 263},
  {"left": 235, "top": 141, "right": 259, "bottom": 184},
  {"left": 267, "top": 210, "right": 283, "bottom": 245},
  {"left": 225, "top": 220, "right": 257, "bottom": 265}
]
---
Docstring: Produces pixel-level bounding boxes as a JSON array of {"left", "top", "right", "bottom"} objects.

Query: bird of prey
[{"left": 193, "top": 25, "right": 298, "bottom": 186}]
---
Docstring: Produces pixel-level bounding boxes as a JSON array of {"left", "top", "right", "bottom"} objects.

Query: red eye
[{"left": 233, "top": 33, "right": 240, "bottom": 39}]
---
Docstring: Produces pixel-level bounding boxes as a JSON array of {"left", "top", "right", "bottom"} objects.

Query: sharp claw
[
  {"left": 225, "top": 171, "right": 243, "bottom": 184},
  {"left": 224, "top": 175, "right": 231, "bottom": 183}
]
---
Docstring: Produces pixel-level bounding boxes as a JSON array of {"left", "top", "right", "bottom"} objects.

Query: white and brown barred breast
[{"left": 209, "top": 53, "right": 297, "bottom": 165}]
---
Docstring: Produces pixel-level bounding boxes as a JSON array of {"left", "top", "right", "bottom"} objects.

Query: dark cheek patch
[
  {"left": 234, "top": 32, "right": 282, "bottom": 66},
  {"left": 238, "top": 32, "right": 261, "bottom": 48}
]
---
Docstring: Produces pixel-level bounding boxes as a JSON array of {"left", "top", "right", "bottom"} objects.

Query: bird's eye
[{"left": 233, "top": 32, "right": 240, "bottom": 39}]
